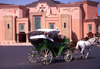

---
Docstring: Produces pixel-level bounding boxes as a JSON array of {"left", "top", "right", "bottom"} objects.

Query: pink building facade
[{"left": 0, "top": 0, "right": 100, "bottom": 43}]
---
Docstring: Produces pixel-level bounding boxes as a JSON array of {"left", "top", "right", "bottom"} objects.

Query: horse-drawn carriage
[{"left": 27, "top": 29, "right": 74, "bottom": 65}]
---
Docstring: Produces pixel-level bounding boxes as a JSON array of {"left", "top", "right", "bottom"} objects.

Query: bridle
[
  {"left": 88, "top": 41, "right": 92, "bottom": 45},
  {"left": 87, "top": 38, "right": 94, "bottom": 46},
  {"left": 88, "top": 37, "right": 97, "bottom": 46}
]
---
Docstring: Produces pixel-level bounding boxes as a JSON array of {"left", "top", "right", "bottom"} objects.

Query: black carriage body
[{"left": 27, "top": 29, "right": 73, "bottom": 65}]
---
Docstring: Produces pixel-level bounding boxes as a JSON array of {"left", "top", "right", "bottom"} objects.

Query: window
[
  {"left": 96, "top": 25, "right": 99, "bottom": 32},
  {"left": 34, "top": 16, "right": 41, "bottom": 30},
  {"left": 20, "top": 24, "right": 25, "bottom": 32},
  {"left": 64, "top": 23, "right": 66, "bottom": 28},
  {"left": 88, "top": 25, "right": 92, "bottom": 32},
  {"left": 49, "top": 24, "right": 54, "bottom": 29},
  {"left": 7, "top": 24, "right": 10, "bottom": 29}
]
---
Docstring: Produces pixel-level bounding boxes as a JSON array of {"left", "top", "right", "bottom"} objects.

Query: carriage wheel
[
  {"left": 27, "top": 48, "right": 39, "bottom": 63},
  {"left": 64, "top": 49, "right": 72, "bottom": 62},
  {"left": 40, "top": 48, "right": 53, "bottom": 65}
]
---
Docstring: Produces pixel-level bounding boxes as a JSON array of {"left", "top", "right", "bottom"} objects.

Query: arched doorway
[{"left": 19, "top": 32, "right": 26, "bottom": 42}]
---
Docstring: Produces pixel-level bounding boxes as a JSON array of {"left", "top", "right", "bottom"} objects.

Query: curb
[{"left": 0, "top": 43, "right": 33, "bottom": 46}]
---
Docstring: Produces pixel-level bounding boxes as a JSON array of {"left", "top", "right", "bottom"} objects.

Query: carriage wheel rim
[
  {"left": 27, "top": 48, "right": 39, "bottom": 63},
  {"left": 27, "top": 53, "right": 38, "bottom": 63},
  {"left": 40, "top": 49, "right": 53, "bottom": 65},
  {"left": 65, "top": 54, "right": 72, "bottom": 62},
  {"left": 64, "top": 49, "right": 72, "bottom": 62}
]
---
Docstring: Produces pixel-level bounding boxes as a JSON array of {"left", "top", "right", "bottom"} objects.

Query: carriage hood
[{"left": 30, "top": 35, "right": 54, "bottom": 42}]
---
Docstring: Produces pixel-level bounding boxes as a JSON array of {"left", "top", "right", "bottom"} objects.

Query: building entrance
[
  {"left": 19, "top": 32, "right": 26, "bottom": 42},
  {"left": 34, "top": 16, "right": 41, "bottom": 30}
]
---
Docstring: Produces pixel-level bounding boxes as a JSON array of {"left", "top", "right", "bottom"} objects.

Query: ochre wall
[
  {"left": 84, "top": 21, "right": 96, "bottom": 37},
  {"left": 0, "top": 1, "right": 99, "bottom": 43},
  {"left": 61, "top": 14, "right": 69, "bottom": 38},
  {"left": 45, "top": 17, "right": 58, "bottom": 29},
  {"left": 83, "top": 3, "right": 98, "bottom": 19},
  {"left": 4, "top": 16, "right": 13, "bottom": 41}
]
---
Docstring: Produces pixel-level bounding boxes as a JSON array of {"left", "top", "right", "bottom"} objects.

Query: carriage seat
[
  {"left": 54, "top": 39, "right": 65, "bottom": 42},
  {"left": 53, "top": 35, "right": 66, "bottom": 42}
]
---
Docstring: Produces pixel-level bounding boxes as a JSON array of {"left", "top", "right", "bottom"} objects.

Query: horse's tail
[{"left": 76, "top": 42, "right": 79, "bottom": 49}]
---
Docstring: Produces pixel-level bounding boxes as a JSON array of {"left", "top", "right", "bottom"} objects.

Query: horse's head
[
  {"left": 88, "top": 37, "right": 99, "bottom": 44},
  {"left": 95, "top": 37, "right": 99, "bottom": 44},
  {"left": 94, "top": 36, "right": 99, "bottom": 39}
]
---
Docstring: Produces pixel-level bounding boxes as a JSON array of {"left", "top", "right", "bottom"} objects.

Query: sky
[{"left": 0, "top": 0, "right": 100, "bottom": 15}]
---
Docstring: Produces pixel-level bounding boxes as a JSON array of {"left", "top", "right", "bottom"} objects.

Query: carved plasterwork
[
  {"left": 63, "top": 8, "right": 78, "bottom": 12},
  {"left": 5, "top": 16, "right": 13, "bottom": 41},
  {"left": 3, "top": 9, "right": 18, "bottom": 12},
  {"left": 35, "top": 3, "right": 51, "bottom": 16},
  {"left": 35, "top": 3, "right": 49, "bottom": 12}
]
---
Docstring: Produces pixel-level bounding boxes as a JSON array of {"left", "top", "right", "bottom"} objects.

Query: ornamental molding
[
  {"left": 62, "top": 8, "right": 78, "bottom": 12},
  {"left": 3, "top": 9, "right": 18, "bottom": 12}
]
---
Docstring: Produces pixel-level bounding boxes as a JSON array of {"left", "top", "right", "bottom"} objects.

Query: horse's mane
[
  {"left": 88, "top": 38, "right": 94, "bottom": 41},
  {"left": 88, "top": 37, "right": 97, "bottom": 41}
]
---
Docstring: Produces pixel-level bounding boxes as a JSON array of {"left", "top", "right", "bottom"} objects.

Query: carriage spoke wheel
[
  {"left": 27, "top": 48, "right": 39, "bottom": 63},
  {"left": 64, "top": 49, "right": 72, "bottom": 62},
  {"left": 40, "top": 49, "right": 53, "bottom": 65}
]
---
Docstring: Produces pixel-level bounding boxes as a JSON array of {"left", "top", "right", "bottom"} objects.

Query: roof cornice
[
  {"left": 73, "top": 1, "right": 99, "bottom": 6},
  {"left": 56, "top": 3, "right": 83, "bottom": 7},
  {"left": 83, "top": 19, "right": 100, "bottom": 23},
  {"left": 0, "top": 5, "right": 28, "bottom": 11}
]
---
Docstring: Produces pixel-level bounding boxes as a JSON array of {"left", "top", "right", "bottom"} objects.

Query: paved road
[{"left": 0, "top": 44, "right": 100, "bottom": 69}]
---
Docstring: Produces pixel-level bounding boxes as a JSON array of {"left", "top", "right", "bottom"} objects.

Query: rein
[
  {"left": 88, "top": 41, "right": 92, "bottom": 45},
  {"left": 87, "top": 37, "right": 97, "bottom": 46}
]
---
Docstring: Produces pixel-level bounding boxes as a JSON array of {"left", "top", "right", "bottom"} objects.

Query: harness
[{"left": 88, "top": 41, "right": 92, "bottom": 46}]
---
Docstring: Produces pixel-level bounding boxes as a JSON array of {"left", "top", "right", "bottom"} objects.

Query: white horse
[{"left": 75, "top": 37, "right": 99, "bottom": 59}]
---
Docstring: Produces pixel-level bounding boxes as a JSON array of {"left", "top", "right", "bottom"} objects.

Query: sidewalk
[{"left": 0, "top": 43, "right": 33, "bottom": 46}]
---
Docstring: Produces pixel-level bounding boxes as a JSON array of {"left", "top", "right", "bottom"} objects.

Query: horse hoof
[
  {"left": 79, "top": 55, "right": 83, "bottom": 58},
  {"left": 75, "top": 58, "right": 77, "bottom": 60},
  {"left": 79, "top": 55, "right": 81, "bottom": 57},
  {"left": 72, "top": 58, "right": 74, "bottom": 60},
  {"left": 89, "top": 57, "right": 91, "bottom": 59}
]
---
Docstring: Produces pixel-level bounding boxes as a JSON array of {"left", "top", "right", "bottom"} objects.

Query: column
[
  {"left": 26, "top": 33, "right": 29, "bottom": 43},
  {"left": 69, "top": 15, "right": 72, "bottom": 41},
  {"left": 13, "top": 16, "right": 15, "bottom": 42},
  {"left": 17, "top": 34, "right": 19, "bottom": 43},
  {"left": 93, "top": 22, "right": 96, "bottom": 37}
]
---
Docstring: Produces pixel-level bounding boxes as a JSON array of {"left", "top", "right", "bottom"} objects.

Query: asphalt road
[{"left": 0, "top": 44, "right": 100, "bottom": 69}]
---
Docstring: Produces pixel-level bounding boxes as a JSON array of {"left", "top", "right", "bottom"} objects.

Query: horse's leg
[
  {"left": 79, "top": 47, "right": 83, "bottom": 58},
  {"left": 89, "top": 48, "right": 91, "bottom": 59},
  {"left": 80, "top": 48, "right": 85, "bottom": 59},
  {"left": 79, "top": 46, "right": 85, "bottom": 58},
  {"left": 85, "top": 52, "right": 89, "bottom": 59},
  {"left": 75, "top": 43, "right": 79, "bottom": 60},
  {"left": 85, "top": 48, "right": 91, "bottom": 59}
]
